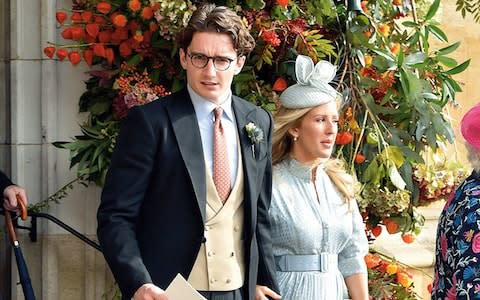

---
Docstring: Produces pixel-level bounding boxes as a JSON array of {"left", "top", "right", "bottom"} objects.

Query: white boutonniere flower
[{"left": 245, "top": 122, "right": 264, "bottom": 158}]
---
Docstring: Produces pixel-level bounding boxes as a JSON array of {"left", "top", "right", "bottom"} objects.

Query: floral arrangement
[
  {"left": 365, "top": 251, "right": 425, "bottom": 299},
  {"left": 413, "top": 143, "right": 467, "bottom": 206},
  {"left": 42, "top": 0, "right": 473, "bottom": 297}
]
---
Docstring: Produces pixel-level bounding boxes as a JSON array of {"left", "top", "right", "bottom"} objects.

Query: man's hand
[
  {"left": 3, "top": 185, "right": 27, "bottom": 211},
  {"left": 255, "top": 285, "right": 281, "bottom": 300},
  {"left": 133, "top": 283, "right": 169, "bottom": 300}
]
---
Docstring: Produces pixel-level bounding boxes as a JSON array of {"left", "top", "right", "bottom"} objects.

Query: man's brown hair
[{"left": 176, "top": 3, "right": 255, "bottom": 56}]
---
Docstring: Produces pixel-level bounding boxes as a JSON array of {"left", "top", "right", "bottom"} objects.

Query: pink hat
[{"left": 461, "top": 103, "right": 480, "bottom": 150}]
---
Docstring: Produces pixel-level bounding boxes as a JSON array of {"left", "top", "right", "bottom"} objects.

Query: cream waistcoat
[{"left": 188, "top": 146, "right": 245, "bottom": 291}]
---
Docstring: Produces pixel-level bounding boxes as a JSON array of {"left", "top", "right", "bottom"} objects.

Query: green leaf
[
  {"left": 363, "top": 159, "right": 379, "bottom": 184},
  {"left": 444, "top": 59, "right": 471, "bottom": 75},
  {"left": 436, "top": 55, "right": 458, "bottom": 68},
  {"left": 405, "top": 52, "right": 427, "bottom": 65},
  {"left": 383, "top": 146, "right": 405, "bottom": 168},
  {"left": 402, "top": 21, "right": 418, "bottom": 28},
  {"left": 371, "top": 49, "right": 395, "bottom": 62},
  {"left": 245, "top": 0, "right": 265, "bottom": 10},
  {"left": 428, "top": 24, "right": 448, "bottom": 42},
  {"left": 437, "top": 42, "right": 461, "bottom": 56},
  {"left": 415, "top": 118, "right": 429, "bottom": 141},
  {"left": 432, "top": 114, "right": 455, "bottom": 143},
  {"left": 444, "top": 76, "right": 463, "bottom": 92},
  {"left": 127, "top": 54, "right": 142, "bottom": 67},
  {"left": 425, "top": 0, "right": 440, "bottom": 20}
]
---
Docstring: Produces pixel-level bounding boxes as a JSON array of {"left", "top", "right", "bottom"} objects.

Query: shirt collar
[{"left": 187, "top": 85, "right": 234, "bottom": 122}]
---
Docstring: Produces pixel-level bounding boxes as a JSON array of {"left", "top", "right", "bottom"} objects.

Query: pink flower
[
  {"left": 446, "top": 274, "right": 457, "bottom": 300},
  {"left": 124, "top": 93, "right": 137, "bottom": 109},
  {"left": 440, "top": 234, "right": 448, "bottom": 260},
  {"left": 472, "top": 233, "right": 480, "bottom": 253}
]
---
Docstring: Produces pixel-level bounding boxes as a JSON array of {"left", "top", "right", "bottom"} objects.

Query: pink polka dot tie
[{"left": 213, "top": 107, "right": 231, "bottom": 203}]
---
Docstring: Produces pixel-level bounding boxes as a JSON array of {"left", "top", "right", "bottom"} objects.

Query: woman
[
  {"left": 431, "top": 103, "right": 480, "bottom": 299},
  {"left": 265, "top": 55, "right": 369, "bottom": 300}
]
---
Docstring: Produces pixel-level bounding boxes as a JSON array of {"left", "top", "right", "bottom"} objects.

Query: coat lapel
[
  {"left": 167, "top": 90, "right": 207, "bottom": 222},
  {"left": 232, "top": 97, "right": 257, "bottom": 232}
]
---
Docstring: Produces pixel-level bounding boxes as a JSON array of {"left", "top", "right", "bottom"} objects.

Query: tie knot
[{"left": 214, "top": 107, "right": 223, "bottom": 120}]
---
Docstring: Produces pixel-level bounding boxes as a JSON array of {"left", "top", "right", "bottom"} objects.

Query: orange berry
[
  {"left": 335, "top": 131, "right": 353, "bottom": 145},
  {"left": 397, "top": 272, "right": 412, "bottom": 288},
  {"left": 361, "top": 1, "right": 368, "bottom": 12},
  {"left": 390, "top": 43, "right": 401, "bottom": 55},
  {"left": 385, "top": 219, "right": 399, "bottom": 234},
  {"left": 401, "top": 233, "right": 416, "bottom": 244},
  {"left": 97, "top": 2, "right": 111, "bottom": 14},
  {"left": 83, "top": 49, "right": 94, "bottom": 67},
  {"left": 386, "top": 263, "right": 398, "bottom": 275},
  {"left": 86, "top": 23, "right": 100, "bottom": 38},
  {"left": 272, "top": 77, "right": 288, "bottom": 92},
  {"left": 43, "top": 46, "right": 56, "bottom": 58},
  {"left": 142, "top": 7, "right": 154, "bottom": 20},
  {"left": 354, "top": 153, "right": 366, "bottom": 164},
  {"left": 113, "top": 14, "right": 128, "bottom": 28},
  {"left": 364, "top": 54, "right": 373, "bottom": 66},
  {"left": 56, "top": 11, "right": 67, "bottom": 25},
  {"left": 56, "top": 48, "right": 68, "bottom": 61},
  {"left": 378, "top": 24, "right": 390, "bottom": 36},
  {"left": 364, "top": 253, "right": 381, "bottom": 269},
  {"left": 128, "top": 0, "right": 142, "bottom": 12},
  {"left": 68, "top": 51, "right": 81, "bottom": 66},
  {"left": 277, "top": 0, "right": 289, "bottom": 8},
  {"left": 371, "top": 225, "right": 382, "bottom": 237}
]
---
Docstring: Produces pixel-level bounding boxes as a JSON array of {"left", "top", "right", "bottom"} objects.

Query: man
[
  {"left": 1, "top": 170, "right": 28, "bottom": 211},
  {"left": 97, "top": 4, "right": 280, "bottom": 300}
]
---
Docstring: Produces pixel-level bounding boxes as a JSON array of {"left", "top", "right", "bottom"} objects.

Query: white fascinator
[{"left": 279, "top": 55, "right": 340, "bottom": 109}]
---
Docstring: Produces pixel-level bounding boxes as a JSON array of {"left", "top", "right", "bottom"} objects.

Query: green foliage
[
  {"left": 456, "top": 0, "right": 480, "bottom": 22},
  {"left": 50, "top": 0, "right": 468, "bottom": 244}
]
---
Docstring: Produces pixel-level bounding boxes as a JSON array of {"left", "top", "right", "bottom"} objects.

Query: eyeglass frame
[{"left": 186, "top": 51, "right": 238, "bottom": 71}]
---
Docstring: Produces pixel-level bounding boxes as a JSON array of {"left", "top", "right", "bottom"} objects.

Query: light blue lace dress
[{"left": 269, "top": 158, "right": 368, "bottom": 300}]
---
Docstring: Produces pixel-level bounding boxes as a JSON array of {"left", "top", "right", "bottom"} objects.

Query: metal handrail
[{"left": 1, "top": 208, "right": 101, "bottom": 252}]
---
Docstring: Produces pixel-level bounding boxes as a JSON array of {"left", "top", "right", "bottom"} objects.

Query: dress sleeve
[{"left": 338, "top": 199, "right": 368, "bottom": 278}]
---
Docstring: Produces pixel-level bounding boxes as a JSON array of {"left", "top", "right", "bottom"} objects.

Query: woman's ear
[{"left": 288, "top": 127, "right": 299, "bottom": 139}]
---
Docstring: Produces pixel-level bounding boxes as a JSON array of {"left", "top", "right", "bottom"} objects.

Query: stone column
[
  {"left": 6, "top": 0, "right": 114, "bottom": 299},
  {"left": 0, "top": 0, "right": 12, "bottom": 298}
]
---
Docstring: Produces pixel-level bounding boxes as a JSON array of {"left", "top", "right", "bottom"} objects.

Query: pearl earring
[{"left": 293, "top": 136, "right": 298, "bottom": 141}]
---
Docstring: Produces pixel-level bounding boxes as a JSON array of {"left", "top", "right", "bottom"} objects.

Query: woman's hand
[{"left": 255, "top": 285, "right": 281, "bottom": 300}]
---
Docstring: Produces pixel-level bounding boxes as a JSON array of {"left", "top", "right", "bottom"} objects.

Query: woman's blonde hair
[
  {"left": 272, "top": 105, "right": 355, "bottom": 202},
  {"left": 465, "top": 143, "right": 480, "bottom": 172}
]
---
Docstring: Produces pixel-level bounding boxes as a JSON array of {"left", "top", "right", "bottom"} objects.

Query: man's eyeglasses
[{"left": 187, "top": 53, "right": 237, "bottom": 71}]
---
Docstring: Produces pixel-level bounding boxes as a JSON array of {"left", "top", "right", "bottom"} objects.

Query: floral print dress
[{"left": 432, "top": 170, "right": 480, "bottom": 300}]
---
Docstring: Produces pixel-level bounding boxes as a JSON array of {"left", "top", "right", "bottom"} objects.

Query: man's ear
[
  {"left": 179, "top": 48, "right": 187, "bottom": 70},
  {"left": 233, "top": 55, "right": 246, "bottom": 75}
]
